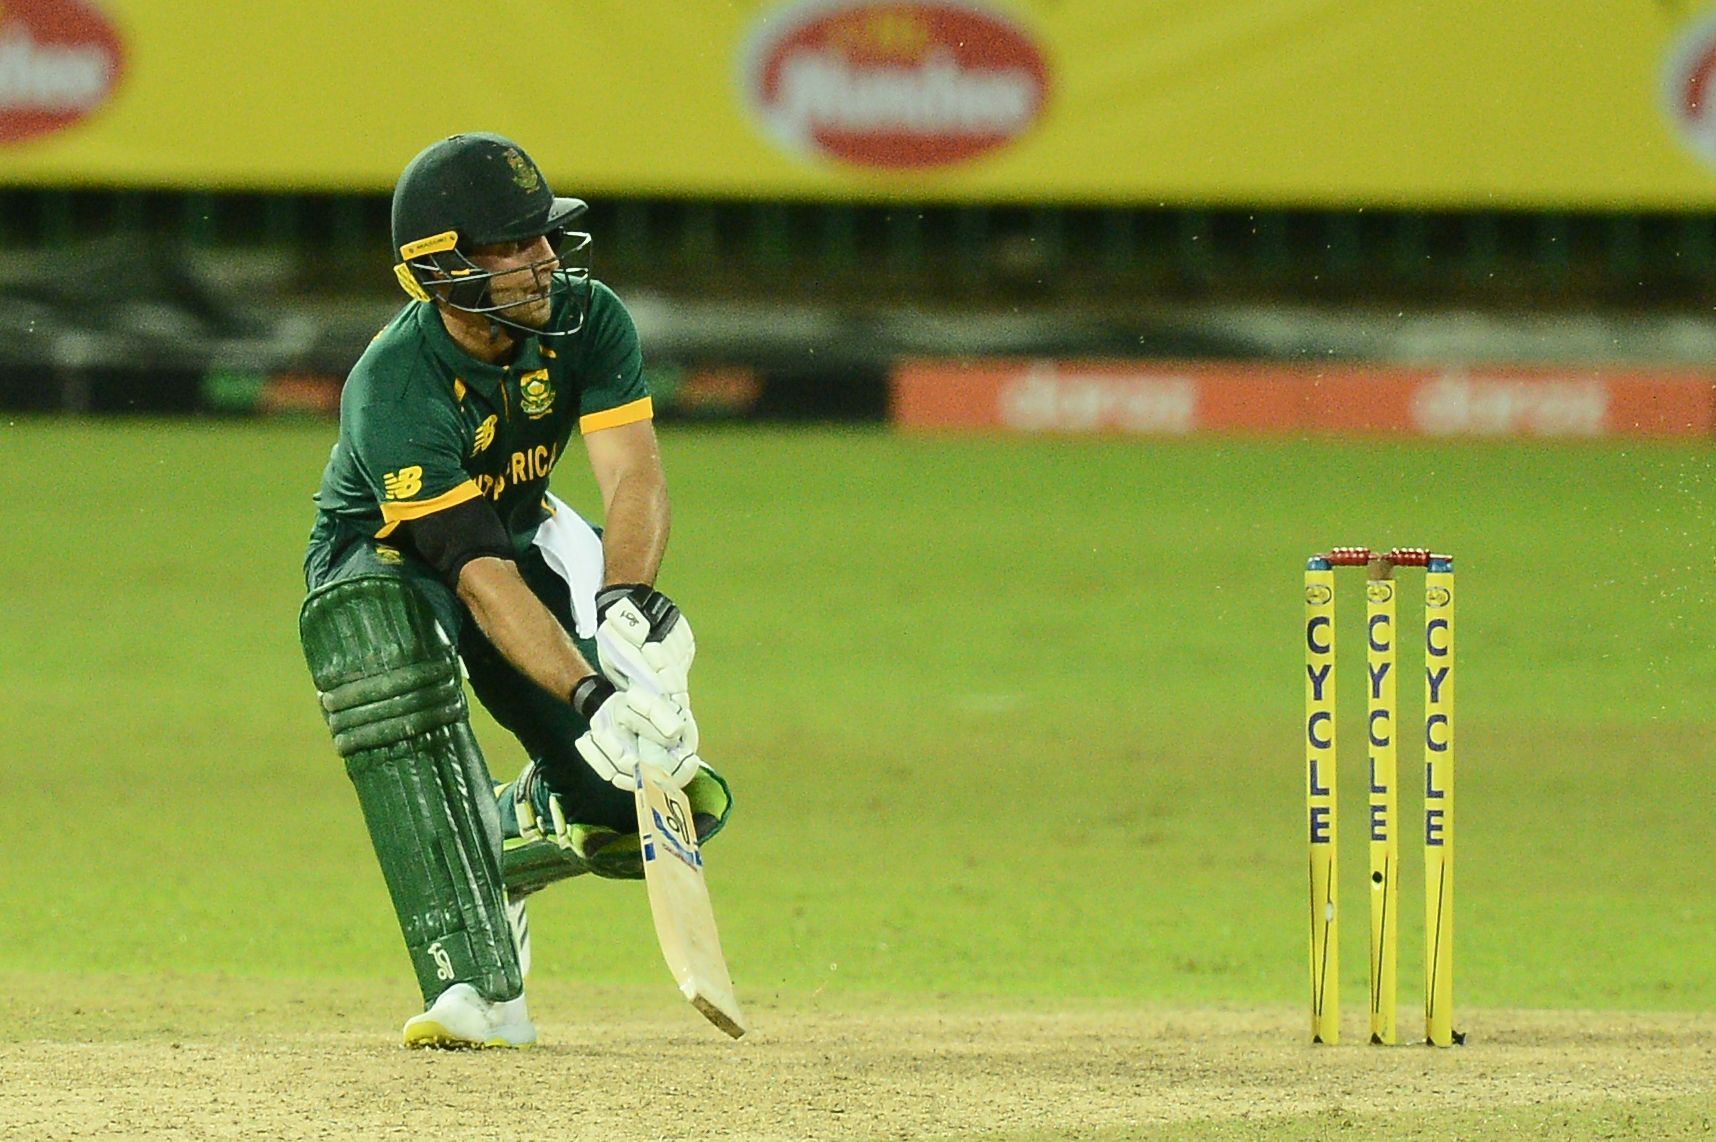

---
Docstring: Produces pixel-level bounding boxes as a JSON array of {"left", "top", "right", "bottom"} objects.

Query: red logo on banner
[
  {"left": 741, "top": 0, "right": 1049, "bottom": 169},
  {"left": 0, "top": 0, "right": 123, "bottom": 144},
  {"left": 1664, "top": 12, "right": 1716, "bottom": 167}
]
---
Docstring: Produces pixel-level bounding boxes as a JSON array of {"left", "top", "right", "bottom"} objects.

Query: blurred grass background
[{"left": 1, "top": 419, "right": 1708, "bottom": 1015}]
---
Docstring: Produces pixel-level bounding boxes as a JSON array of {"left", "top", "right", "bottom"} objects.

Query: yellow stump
[
  {"left": 1366, "top": 566, "right": 1398, "bottom": 1045},
  {"left": 1423, "top": 561, "right": 1456, "bottom": 1046},
  {"left": 1304, "top": 562, "right": 1339, "bottom": 1044}
]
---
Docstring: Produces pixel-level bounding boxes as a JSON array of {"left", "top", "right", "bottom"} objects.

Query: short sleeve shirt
[{"left": 313, "top": 278, "right": 648, "bottom": 553}]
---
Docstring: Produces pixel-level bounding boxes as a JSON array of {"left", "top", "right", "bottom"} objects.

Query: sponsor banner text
[{"left": 892, "top": 360, "right": 1716, "bottom": 438}]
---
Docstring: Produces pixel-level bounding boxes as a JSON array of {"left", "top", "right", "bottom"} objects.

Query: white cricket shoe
[{"left": 402, "top": 982, "right": 537, "bottom": 1049}]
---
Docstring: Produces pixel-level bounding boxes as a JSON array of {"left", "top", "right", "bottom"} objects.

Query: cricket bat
[{"left": 634, "top": 761, "right": 747, "bottom": 1038}]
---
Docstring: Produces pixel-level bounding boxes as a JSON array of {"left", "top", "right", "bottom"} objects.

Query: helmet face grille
[{"left": 399, "top": 230, "right": 593, "bottom": 338}]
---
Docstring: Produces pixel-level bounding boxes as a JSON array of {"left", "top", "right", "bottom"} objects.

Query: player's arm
[
  {"left": 576, "top": 284, "right": 694, "bottom": 702},
  {"left": 584, "top": 418, "right": 697, "bottom": 703},
  {"left": 407, "top": 497, "right": 595, "bottom": 700},
  {"left": 584, "top": 417, "right": 669, "bottom": 588},
  {"left": 405, "top": 501, "right": 681, "bottom": 769}
]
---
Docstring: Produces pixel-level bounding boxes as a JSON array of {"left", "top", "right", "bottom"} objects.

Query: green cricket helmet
[{"left": 391, "top": 132, "right": 591, "bottom": 336}]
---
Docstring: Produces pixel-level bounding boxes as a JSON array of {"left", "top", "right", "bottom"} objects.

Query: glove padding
[
  {"left": 570, "top": 675, "right": 693, "bottom": 791},
  {"left": 596, "top": 585, "right": 695, "bottom": 700},
  {"left": 636, "top": 735, "right": 703, "bottom": 791},
  {"left": 591, "top": 586, "right": 702, "bottom": 792}
]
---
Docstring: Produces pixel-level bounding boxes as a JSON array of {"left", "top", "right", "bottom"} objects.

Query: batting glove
[
  {"left": 636, "top": 735, "right": 703, "bottom": 791},
  {"left": 595, "top": 585, "right": 695, "bottom": 696},
  {"left": 570, "top": 674, "right": 690, "bottom": 791},
  {"left": 596, "top": 585, "right": 698, "bottom": 754}
]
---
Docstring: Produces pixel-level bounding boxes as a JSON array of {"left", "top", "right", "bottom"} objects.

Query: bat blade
[{"left": 635, "top": 762, "right": 746, "bottom": 1039}]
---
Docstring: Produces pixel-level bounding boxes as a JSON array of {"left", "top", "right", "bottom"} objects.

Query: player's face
[{"left": 467, "top": 234, "right": 558, "bottom": 328}]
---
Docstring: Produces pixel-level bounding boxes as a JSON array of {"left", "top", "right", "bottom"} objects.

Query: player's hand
[
  {"left": 637, "top": 735, "right": 702, "bottom": 791},
  {"left": 596, "top": 584, "right": 695, "bottom": 697},
  {"left": 596, "top": 584, "right": 698, "bottom": 755},
  {"left": 570, "top": 675, "right": 689, "bottom": 790}
]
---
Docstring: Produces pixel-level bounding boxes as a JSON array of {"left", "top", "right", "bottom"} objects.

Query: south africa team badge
[{"left": 519, "top": 369, "right": 554, "bottom": 419}]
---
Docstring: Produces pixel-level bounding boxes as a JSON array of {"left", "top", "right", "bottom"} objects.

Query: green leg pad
[{"left": 300, "top": 575, "right": 522, "bottom": 1005}]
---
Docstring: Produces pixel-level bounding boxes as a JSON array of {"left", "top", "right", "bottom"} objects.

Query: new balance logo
[
  {"left": 472, "top": 416, "right": 497, "bottom": 456},
  {"left": 383, "top": 466, "right": 424, "bottom": 500}
]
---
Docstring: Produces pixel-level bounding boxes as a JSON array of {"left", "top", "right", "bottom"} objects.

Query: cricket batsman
[{"left": 298, "top": 133, "right": 732, "bottom": 1048}]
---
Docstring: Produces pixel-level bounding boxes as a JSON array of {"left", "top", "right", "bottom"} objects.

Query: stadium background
[
  {"left": 3, "top": 1, "right": 1714, "bottom": 1135},
  {"left": 5, "top": 0, "right": 1716, "bottom": 426}
]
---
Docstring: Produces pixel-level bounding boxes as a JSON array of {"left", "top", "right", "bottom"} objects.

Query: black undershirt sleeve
[{"left": 402, "top": 496, "right": 515, "bottom": 586}]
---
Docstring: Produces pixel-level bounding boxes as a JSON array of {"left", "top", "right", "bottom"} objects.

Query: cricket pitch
[{"left": 1, "top": 974, "right": 1710, "bottom": 1139}]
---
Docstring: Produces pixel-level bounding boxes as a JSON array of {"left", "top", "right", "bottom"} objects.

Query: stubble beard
[
  {"left": 496, "top": 281, "right": 554, "bottom": 330},
  {"left": 516, "top": 294, "right": 553, "bottom": 328}
]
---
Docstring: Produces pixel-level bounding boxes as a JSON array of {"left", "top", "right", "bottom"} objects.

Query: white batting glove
[
  {"left": 570, "top": 675, "right": 690, "bottom": 791},
  {"left": 595, "top": 586, "right": 696, "bottom": 698},
  {"left": 636, "top": 735, "right": 702, "bottom": 791},
  {"left": 596, "top": 588, "right": 697, "bottom": 755}
]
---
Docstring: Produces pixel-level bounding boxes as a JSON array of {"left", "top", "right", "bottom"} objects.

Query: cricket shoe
[{"left": 401, "top": 983, "right": 536, "bottom": 1049}]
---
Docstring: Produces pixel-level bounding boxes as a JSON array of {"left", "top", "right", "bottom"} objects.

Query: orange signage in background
[
  {"left": 0, "top": 0, "right": 123, "bottom": 143},
  {"left": 738, "top": 0, "right": 1049, "bottom": 170},
  {"left": 892, "top": 360, "right": 1716, "bottom": 439}
]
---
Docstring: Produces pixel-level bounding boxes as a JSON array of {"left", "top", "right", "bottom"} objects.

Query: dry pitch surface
[{"left": 1, "top": 976, "right": 1711, "bottom": 1139}]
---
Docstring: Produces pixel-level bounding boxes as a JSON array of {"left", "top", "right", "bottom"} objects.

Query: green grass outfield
[{"left": 1, "top": 420, "right": 1711, "bottom": 1130}]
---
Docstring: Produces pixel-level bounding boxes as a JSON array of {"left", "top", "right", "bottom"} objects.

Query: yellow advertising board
[{"left": 2, "top": 0, "right": 1715, "bottom": 207}]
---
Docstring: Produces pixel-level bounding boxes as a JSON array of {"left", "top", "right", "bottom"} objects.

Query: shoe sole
[{"left": 402, "top": 1021, "right": 536, "bottom": 1050}]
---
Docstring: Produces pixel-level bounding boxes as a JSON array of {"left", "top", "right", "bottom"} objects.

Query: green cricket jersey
[{"left": 312, "top": 278, "right": 649, "bottom": 555}]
